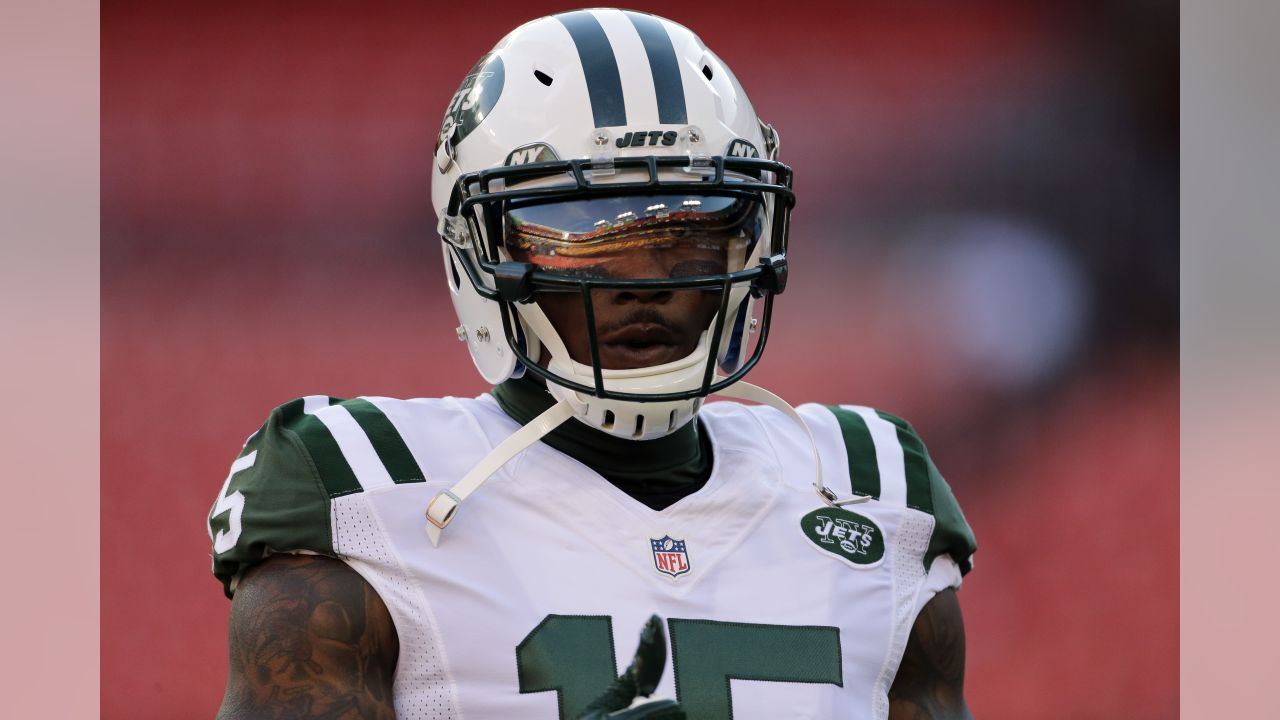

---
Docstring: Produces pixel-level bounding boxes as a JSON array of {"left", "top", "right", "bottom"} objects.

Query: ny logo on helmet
[{"left": 505, "top": 143, "right": 560, "bottom": 167}]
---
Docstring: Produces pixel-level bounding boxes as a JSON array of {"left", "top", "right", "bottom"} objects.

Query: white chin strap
[
  {"left": 711, "top": 380, "right": 873, "bottom": 509},
  {"left": 424, "top": 398, "right": 576, "bottom": 547},
  {"left": 424, "top": 379, "right": 871, "bottom": 547}
]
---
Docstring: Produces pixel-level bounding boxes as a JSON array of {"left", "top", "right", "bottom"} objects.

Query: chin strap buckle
[
  {"left": 424, "top": 491, "right": 461, "bottom": 547},
  {"left": 426, "top": 491, "right": 461, "bottom": 529}
]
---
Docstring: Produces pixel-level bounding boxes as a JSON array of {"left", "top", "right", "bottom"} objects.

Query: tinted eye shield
[
  {"left": 444, "top": 155, "right": 794, "bottom": 303},
  {"left": 504, "top": 192, "right": 759, "bottom": 244},
  {"left": 503, "top": 195, "right": 758, "bottom": 285}
]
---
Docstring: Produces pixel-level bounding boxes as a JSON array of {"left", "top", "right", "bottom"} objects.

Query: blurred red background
[{"left": 102, "top": 1, "right": 1178, "bottom": 717}]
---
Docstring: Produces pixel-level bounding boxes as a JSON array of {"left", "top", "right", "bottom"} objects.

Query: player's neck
[{"left": 491, "top": 375, "right": 712, "bottom": 510}]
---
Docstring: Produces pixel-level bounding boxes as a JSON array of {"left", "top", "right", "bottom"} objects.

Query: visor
[{"left": 504, "top": 194, "right": 763, "bottom": 279}]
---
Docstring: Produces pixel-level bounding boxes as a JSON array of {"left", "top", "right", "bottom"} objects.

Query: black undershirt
[{"left": 491, "top": 375, "right": 713, "bottom": 511}]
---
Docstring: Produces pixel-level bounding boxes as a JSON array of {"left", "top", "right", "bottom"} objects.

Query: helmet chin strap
[
  {"left": 425, "top": 397, "right": 576, "bottom": 547},
  {"left": 709, "top": 380, "right": 874, "bottom": 510},
  {"left": 424, "top": 378, "right": 870, "bottom": 547}
]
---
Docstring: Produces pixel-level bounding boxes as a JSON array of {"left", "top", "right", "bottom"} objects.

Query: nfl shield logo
[{"left": 650, "top": 535, "right": 691, "bottom": 578}]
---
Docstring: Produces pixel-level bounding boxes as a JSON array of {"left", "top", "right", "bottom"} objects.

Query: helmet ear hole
[
  {"left": 533, "top": 69, "right": 554, "bottom": 86},
  {"left": 701, "top": 64, "right": 713, "bottom": 81}
]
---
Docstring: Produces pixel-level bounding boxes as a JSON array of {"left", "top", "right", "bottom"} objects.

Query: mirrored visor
[{"left": 504, "top": 194, "right": 763, "bottom": 280}]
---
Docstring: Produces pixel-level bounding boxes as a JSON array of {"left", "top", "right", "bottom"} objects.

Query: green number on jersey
[
  {"left": 668, "top": 618, "right": 842, "bottom": 718},
  {"left": 516, "top": 615, "right": 842, "bottom": 720},
  {"left": 517, "top": 615, "right": 618, "bottom": 719}
]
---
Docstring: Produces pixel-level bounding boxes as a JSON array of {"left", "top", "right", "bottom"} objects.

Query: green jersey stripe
[
  {"left": 291, "top": 412, "right": 362, "bottom": 498},
  {"left": 346, "top": 398, "right": 426, "bottom": 484},
  {"left": 311, "top": 405, "right": 396, "bottom": 492},
  {"left": 847, "top": 407, "right": 907, "bottom": 508},
  {"left": 824, "top": 406, "right": 881, "bottom": 499},
  {"left": 876, "top": 411, "right": 933, "bottom": 514}
]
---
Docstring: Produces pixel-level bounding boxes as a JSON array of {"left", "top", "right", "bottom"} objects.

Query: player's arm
[
  {"left": 216, "top": 554, "right": 399, "bottom": 720},
  {"left": 887, "top": 588, "right": 972, "bottom": 720}
]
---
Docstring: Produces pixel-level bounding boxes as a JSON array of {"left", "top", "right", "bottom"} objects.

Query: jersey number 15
[{"left": 517, "top": 614, "right": 843, "bottom": 720}]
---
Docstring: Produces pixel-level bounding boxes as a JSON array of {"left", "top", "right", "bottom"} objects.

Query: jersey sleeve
[
  {"left": 875, "top": 411, "right": 977, "bottom": 576},
  {"left": 207, "top": 398, "right": 338, "bottom": 598},
  {"left": 824, "top": 406, "right": 977, "bottom": 577}
]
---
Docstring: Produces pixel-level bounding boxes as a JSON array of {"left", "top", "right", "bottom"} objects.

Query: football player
[{"left": 210, "top": 10, "right": 976, "bottom": 719}]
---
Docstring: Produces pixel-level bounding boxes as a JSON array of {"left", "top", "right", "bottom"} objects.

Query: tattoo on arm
[
  {"left": 217, "top": 554, "right": 399, "bottom": 720},
  {"left": 888, "top": 588, "right": 972, "bottom": 720}
]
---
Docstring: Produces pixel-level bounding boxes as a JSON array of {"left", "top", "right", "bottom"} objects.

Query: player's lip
[
  {"left": 599, "top": 342, "right": 686, "bottom": 368},
  {"left": 599, "top": 323, "right": 681, "bottom": 346},
  {"left": 598, "top": 322, "right": 688, "bottom": 368}
]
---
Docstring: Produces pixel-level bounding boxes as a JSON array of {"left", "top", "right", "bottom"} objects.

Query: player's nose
[{"left": 609, "top": 251, "right": 674, "bottom": 304}]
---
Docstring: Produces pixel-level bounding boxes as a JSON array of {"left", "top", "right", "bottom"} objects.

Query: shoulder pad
[
  {"left": 277, "top": 395, "right": 428, "bottom": 497},
  {"left": 208, "top": 397, "right": 338, "bottom": 598},
  {"left": 208, "top": 395, "right": 430, "bottom": 598},
  {"left": 822, "top": 406, "right": 977, "bottom": 575}
]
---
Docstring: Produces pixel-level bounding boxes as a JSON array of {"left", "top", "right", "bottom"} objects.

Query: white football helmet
[{"left": 430, "top": 8, "right": 793, "bottom": 441}]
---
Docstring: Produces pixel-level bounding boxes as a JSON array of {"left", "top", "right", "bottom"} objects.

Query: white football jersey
[{"left": 209, "top": 393, "right": 975, "bottom": 720}]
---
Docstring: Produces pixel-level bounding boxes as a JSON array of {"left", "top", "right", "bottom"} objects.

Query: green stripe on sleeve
[
  {"left": 825, "top": 406, "right": 881, "bottom": 500},
  {"left": 873, "top": 410, "right": 977, "bottom": 574},
  {"left": 291, "top": 413, "right": 363, "bottom": 497},
  {"left": 344, "top": 398, "right": 425, "bottom": 484},
  {"left": 876, "top": 411, "right": 933, "bottom": 514}
]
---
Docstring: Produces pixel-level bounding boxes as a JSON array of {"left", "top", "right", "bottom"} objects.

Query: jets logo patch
[
  {"left": 437, "top": 52, "right": 505, "bottom": 153},
  {"left": 650, "top": 535, "right": 691, "bottom": 578},
  {"left": 800, "top": 507, "right": 885, "bottom": 569}
]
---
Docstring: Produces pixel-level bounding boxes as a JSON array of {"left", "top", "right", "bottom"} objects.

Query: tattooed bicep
[
  {"left": 888, "top": 588, "right": 972, "bottom": 720},
  {"left": 217, "top": 554, "right": 399, "bottom": 720}
]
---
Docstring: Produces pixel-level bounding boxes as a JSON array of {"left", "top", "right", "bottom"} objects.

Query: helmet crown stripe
[
  {"left": 556, "top": 11, "right": 628, "bottom": 128},
  {"left": 623, "top": 11, "right": 688, "bottom": 125}
]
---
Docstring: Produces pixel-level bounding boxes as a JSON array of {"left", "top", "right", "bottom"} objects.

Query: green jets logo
[
  {"left": 437, "top": 52, "right": 505, "bottom": 153},
  {"left": 800, "top": 507, "right": 885, "bottom": 568}
]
